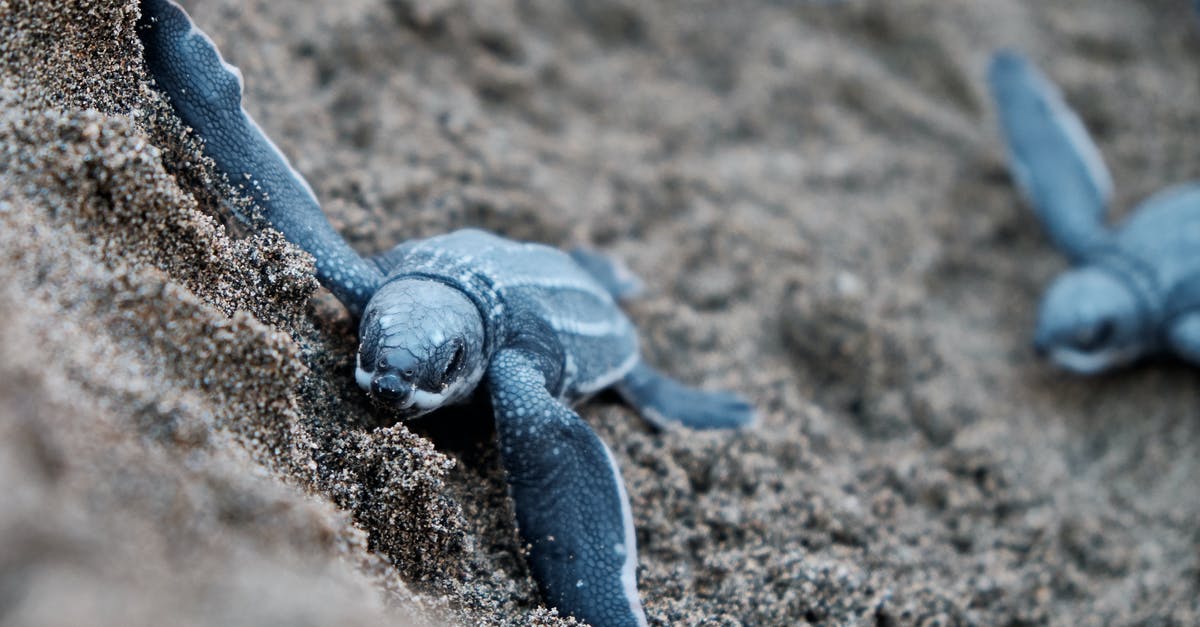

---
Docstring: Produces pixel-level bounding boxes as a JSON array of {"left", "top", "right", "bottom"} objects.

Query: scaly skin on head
[{"left": 356, "top": 278, "right": 487, "bottom": 417}]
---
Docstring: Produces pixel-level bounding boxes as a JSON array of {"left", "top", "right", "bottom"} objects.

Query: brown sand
[{"left": 2, "top": 0, "right": 1199, "bottom": 625}]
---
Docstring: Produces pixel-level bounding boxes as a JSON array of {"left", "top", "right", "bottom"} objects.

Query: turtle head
[
  {"left": 1033, "top": 267, "right": 1151, "bottom": 374},
  {"left": 356, "top": 278, "right": 486, "bottom": 417}
]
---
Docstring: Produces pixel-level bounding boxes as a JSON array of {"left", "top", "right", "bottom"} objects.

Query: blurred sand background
[{"left": 2, "top": 0, "right": 1199, "bottom": 624}]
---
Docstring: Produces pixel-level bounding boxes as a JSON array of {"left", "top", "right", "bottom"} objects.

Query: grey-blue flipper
[
  {"left": 568, "top": 248, "right": 644, "bottom": 301},
  {"left": 616, "top": 362, "right": 757, "bottom": 430},
  {"left": 987, "top": 50, "right": 1114, "bottom": 263},
  {"left": 137, "top": 0, "right": 382, "bottom": 316},
  {"left": 488, "top": 349, "right": 647, "bottom": 627}
]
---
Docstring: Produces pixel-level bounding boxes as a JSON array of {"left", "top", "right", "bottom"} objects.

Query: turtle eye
[
  {"left": 444, "top": 343, "right": 465, "bottom": 379},
  {"left": 1075, "top": 319, "right": 1114, "bottom": 351}
]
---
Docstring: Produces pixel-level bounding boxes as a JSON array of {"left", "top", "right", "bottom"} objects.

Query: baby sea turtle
[
  {"left": 137, "top": 2, "right": 755, "bottom": 626},
  {"left": 987, "top": 50, "right": 1200, "bottom": 374}
]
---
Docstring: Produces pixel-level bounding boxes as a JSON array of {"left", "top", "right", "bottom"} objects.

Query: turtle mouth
[
  {"left": 1046, "top": 345, "right": 1141, "bottom": 374},
  {"left": 354, "top": 356, "right": 483, "bottom": 417},
  {"left": 363, "top": 387, "right": 450, "bottom": 420},
  {"left": 354, "top": 357, "right": 458, "bottom": 417},
  {"left": 355, "top": 357, "right": 420, "bottom": 413},
  {"left": 362, "top": 380, "right": 437, "bottom": 418},
  {"left": 410, "top": 388, "right": 454, "bottom": 410},
  {"left": 406, "top": 368, "right": 483, "bottom": 414}
]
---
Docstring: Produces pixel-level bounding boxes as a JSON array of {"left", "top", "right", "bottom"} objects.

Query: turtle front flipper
[
  {"left": 616, "top": 362, "right": 756, "bottom": 430},
  {"left": 137, "top": 0, "right": 382, "bottom": 316},
  {"left": 488, "top": 349, "right": 647, "bottom": 627},
  {"left": 987, "top": 50, "right": 1115, "bottom": 263}
]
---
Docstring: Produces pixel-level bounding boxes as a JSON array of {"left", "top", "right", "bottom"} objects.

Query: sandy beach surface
[{"left": 2, "top": 1, "right": 1199, "bottom": 625}]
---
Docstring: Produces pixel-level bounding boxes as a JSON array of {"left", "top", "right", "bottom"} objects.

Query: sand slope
[{"left": 2, "top": 0, "right": 1199, "bottom": 625}]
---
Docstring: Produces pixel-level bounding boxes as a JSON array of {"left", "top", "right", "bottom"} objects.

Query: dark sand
[{"left": 2, "top": 1, "right": 1199, "bottom": 625}]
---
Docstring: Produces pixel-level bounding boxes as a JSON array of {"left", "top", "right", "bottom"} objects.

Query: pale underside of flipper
[
  {"left": 987, "top": 50, "right": 1115, "bottom": 263},
  {"left": 137, "top": 0, "right": 383, "bottom": 316}
]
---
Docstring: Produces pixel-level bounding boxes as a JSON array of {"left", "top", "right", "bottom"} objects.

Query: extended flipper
[
  {"left": 987, "top": 50, "right": 1115, "bottom": 263},
  {"left": 137, "top": 0, "right": 383, "bottom": 316},
  {"left": 569, "top": 248, "right": 644, "bottom": 302},
  {"left": 488, "top": 349, "right": 647, "bottom": 627},
  {"left": 616, "top": 361, "right": 757, "bottom": 430},
  {"left": 570, "top": 250, "right": 756, "bottom": 430}
]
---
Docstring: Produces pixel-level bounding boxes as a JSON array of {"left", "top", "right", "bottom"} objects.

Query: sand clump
[{"left": 3, "top": 0, "right": 1200, "bottom": 625}]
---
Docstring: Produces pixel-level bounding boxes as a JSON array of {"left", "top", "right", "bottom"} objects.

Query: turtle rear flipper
[
  {"left": 987, "top": 50, "right": 1114, "bottom": 263},
  {"left": 616, "top": 362, "right": 757, "bottom": 430},
  {"left": 569, "top": 248, "right": 644, "bottom": 301},
  {"left": 138, "top": 0, "right": 382, "bottom": 316}
]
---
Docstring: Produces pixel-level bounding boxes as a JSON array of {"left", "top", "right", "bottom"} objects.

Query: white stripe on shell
[
  {"left": 495, "top": 273, "right": 613, "bottom": 302},
  {"left": 544, "top": 313, "right": 629, "bottom": 339},
  {"left": 574, "top": 350, "right": 639, "bottom": 396}
]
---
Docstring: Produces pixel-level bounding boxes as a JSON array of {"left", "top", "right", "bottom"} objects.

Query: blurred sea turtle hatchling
[{"left": 987, "top": 50, "right": 1200, "bottom": 374}]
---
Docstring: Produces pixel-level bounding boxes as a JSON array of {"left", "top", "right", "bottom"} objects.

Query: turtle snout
[{"left": 371, "top": 372, "right": 413, "bottom": 405}]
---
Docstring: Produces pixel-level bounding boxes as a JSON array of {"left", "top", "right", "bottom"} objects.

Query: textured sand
[{"left": 2, "top": 0, "right": 1199, "bottom": 625}]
